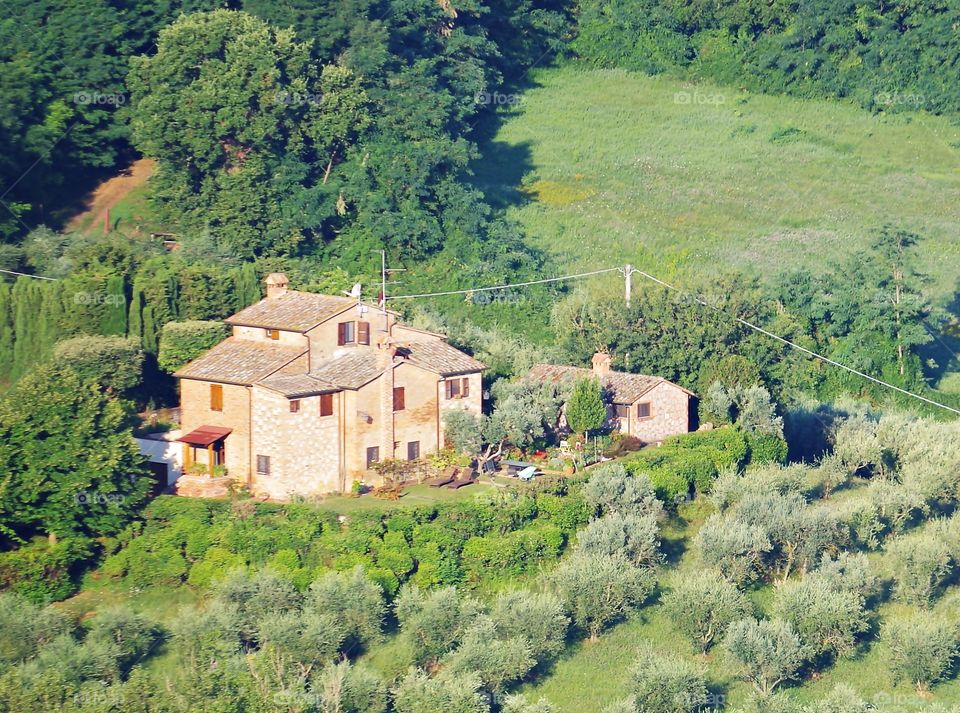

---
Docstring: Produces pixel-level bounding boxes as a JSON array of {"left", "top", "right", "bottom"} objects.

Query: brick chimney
[
  {"left": 264, "top": 273, "right": 288, "bottom": 299},
  {"left": 592, "top": 351, "right": 612, "bottom": 378}
]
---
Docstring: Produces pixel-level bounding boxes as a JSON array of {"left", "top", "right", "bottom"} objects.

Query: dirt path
[{"left": 66, "top": 157, "right": 155, "bottom": 233}]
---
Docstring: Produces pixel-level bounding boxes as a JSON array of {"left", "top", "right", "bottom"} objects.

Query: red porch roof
[{"left": 178, "top": 426, "right": 233, "bottom": 447}]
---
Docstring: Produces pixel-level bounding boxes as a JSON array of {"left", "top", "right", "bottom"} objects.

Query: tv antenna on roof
[{"left": 378, "top": 250, "right": 406, "bottom": 334}]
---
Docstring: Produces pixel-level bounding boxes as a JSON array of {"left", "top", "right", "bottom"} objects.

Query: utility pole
[{"left": 624, "top": 263, "right": 633, "bottom": 307}]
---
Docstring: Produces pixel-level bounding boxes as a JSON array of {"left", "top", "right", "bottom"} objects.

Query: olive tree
[
  {"left": 575, "top": 513, "right": 661, "bottom": 568},
  {"left": 884, "top": 615, "right": 959, "bottom": 695},
  {"left": 886, "top": 529, "right": 953, "bottom": 607},
  {"left": 694, "top": 514, "right": 771, "bottom": 586},
  {"left": 629, "top": 643, "right": 709, "bottom": 713},
  {"left": 583, "top": 464, "right": 662, "bottom": 518},
  {"left": 662, "top": 570, "right": 752, "bottom": 653},
  {"left": 549, "top": 553, "right": 655, "bottom": 641},
  {"left": 443, "top": 617, "right": 534, "bottom": 693},
  {"left": 773, "top": 577, "right": 867, "bottom": 659},
  {"left": 395, "top": 586, "right": 483, "bottom": 666},
  {"left": 489, "top": 590, "right": 569, "bottom": 663},
  {"left": 723, "top": 618, "right": 810, "bottom": 696},
  {"left": 392, "top": 669, "right": 489, "bottom": 713},
  {"left": 306, "top": 566, "right": 385, "bottom": 653}
]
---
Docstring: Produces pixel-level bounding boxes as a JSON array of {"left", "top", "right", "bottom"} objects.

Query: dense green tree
[
  {"left": 127, "top": 10, "right": 370, "bottom": 258},
  {"left": 566, "top": 377, "right": 607, "bottom": 436},
  {"left": 0, "top": 283, "right": 13, "bottom": 379},
  {"left": 234, "top": 263, "right": 260, "bottom": 310},
  {"left": 98, "top": 275, "right": 126, "bottom": 336},
  {"left": 0, "top": 364, "right": 150, "bottom": 541}
]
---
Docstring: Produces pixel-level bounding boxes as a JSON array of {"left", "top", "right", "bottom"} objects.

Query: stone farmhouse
[
  {"left": 173, "top": 273, "right": 484, "bottom": 500},
  {"left": 528, "top": 353, "right": 694, "bottom": 443}
]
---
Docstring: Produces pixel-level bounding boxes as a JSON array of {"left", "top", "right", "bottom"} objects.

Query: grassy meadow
[{"left": 472, "top": 67, "right": 960, "bottom": 304}]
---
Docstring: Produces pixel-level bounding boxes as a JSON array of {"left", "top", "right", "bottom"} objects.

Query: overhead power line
[
  {"left": 627, "top": 267, "right": 960, "bottom": 416},
  {"left": 388, "top": 260, "right": 959, "bottom": 416},
  {"left": 0, "top": 268, "right": 57, "bottom": 281},
  {"left": 387, "top": 267, "right": 621, "bottom": 300}
]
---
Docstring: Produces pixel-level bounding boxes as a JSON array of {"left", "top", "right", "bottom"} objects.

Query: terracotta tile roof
[
  {"left": 226, "top": 291, "right": 359, "bottom": 332},
  {"left": 401, "top": 340, "right": 485, "bottom": 376},
  {"left": 175, "top": 338, "right": 306, "bottom": 385},
  {"left": 528, "top": 363, "right": 693, "bottom": 403},
  {"left": 256, "top": 373, "right": 339, "bottom": 398},
  {"left": 309, "top": 350, "right": 385, "bottom": 390}
]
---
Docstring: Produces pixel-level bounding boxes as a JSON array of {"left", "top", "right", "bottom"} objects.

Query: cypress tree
[
  {"left": 11, "top": 278, "right": 42, "bottom": 380},
  {"left": 37, "top": 282, "right": 63, "bottom": 355},
  {"left": 99, "top": 274, "right": 127, "bottom": 336},
  {"left": 142, "top": 305, "right": 158, "bottom": 354},
  {"left": 234, "top": 263, "right": 260, "bottom": 310},
  {"left": 128, "top": 281, "right": 145, "bottom": 345},
  {"left": 0, "top": 282, "right": 13, "bottom": 380}
]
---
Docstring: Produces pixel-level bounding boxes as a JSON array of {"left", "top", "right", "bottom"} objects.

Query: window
[
  {"left": 445, "top": 378, "right": 470, "bottom": 399},
  {"left": 319, "top": 393, "right": 334, "bottom": 417},
  {"left": 393, "top": 386, "right": 405, "bottom": 411},
  {"left": 337, "top": 321, "right": 355, "bottom": 345},
  {"left": 614, "top": 404, "right": 630, "bottom": 419},
  {"left": 366, "top": 446, "right": 380, "bottom": 469},
  {"left": 210, "top": 384, "right": 223, "bottom": 412},
  {"left": 637, "top": 402, "right": 652, "bottom": 419},
  {"left": 358, "top": 321, "right": 370, "bottom": 345},
  {"left": 289, "top": 399, "right": 300, "bottom": 413},
  {"left": 266, "top": 329, "right": 280, "bottom": 340},
  {"left": 256, "top": 455, "right": 271, "bottom": 475},
  {"left": 407, "top": 441, "right": 420, "bottom": 461}
]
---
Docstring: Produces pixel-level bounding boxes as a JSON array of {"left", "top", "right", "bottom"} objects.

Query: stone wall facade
[
  {"left": 629, "top": 381, "right": 690, "bottom": 443},
  {"left": 437, "top": 372, "right": 483, "bottom": 447},
  {"left": 249, "top": 386, "right": 342, "bottom": 499},
  {"left": 179, "top": 378, "right": 252, "bottom": 485}
]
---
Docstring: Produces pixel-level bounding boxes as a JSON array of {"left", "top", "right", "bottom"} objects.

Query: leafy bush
[
  {"left": 746, "top": 434, "right": 789, "bottom": 465},
  {"left": 157, "top": 320, "right": 228, "bottom": 373},
  {"left": 0, "top": 537, "right": 92, "bottom": 603},
  {"left": 187, "top": 546, "right": 247, "bottom": 589}
]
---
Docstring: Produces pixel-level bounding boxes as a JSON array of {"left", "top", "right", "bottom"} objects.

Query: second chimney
[
  {"left": 592, "top": 351, "right": 612, "bottom": 378},
  {"left": 264, "top": 273, "right": 289, "bottom": 299}
]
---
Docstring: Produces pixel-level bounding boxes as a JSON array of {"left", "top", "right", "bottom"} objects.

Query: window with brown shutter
[
  {"left": 319, "top": 393, "right": 334, "bottom": 417},
  {"left": 445, "top": 379, "right": 461, "bottom": 399},
  {"left": 358, "top": 321, "right": 370, "bottom": 345},
  {"left": 615, "top": 404, "right": 629, "bottom": 419},
  {"left": 289, "top": 399, "right": 300, "bottom": 413},
  {"left": 393, "top": 387, "right": 405, "bottom": 411},
  {"left": 637, "top": 402, "right": 652, "bottom": 419},
  {"left": 461, "top": 377, "right": 470, "bottom": 397},
  {"left": 337, "top": 321, "right": 355, "bottom": 345},
  {"left": 210, "top": 384, "right": 223, "bottom": 412},
  {"left": 266, "top": 329, "right": 280, "bottom": 340}
]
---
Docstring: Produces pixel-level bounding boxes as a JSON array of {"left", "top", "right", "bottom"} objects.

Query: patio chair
[
  {"left": 446, "top": 468, "right": 477, "bottom": 489},
  {"left": 427, "top": 466, "right": 459, "bottom": 488}
]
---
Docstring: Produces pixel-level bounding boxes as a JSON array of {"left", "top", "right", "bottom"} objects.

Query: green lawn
[
  {"left": 311, "top": 478, "right": 516, "bottom": 514},
  {"left": 473, "top": 66, "right": 960, "bottom": 304}
]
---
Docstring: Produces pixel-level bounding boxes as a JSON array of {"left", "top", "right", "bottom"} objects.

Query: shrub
[
  {"left": 884, "top": 615, "right": 959, "bottom": 695},
  {"left": 747, "top": 434, "right": 789, "bottom": 465},
  {"left": 662, "top": 570, "right": 751, "bottom": 653},
  {"left": 723, "top": 618, "right": 810, "bottom": 695},
  {"left": 629, "top": 643, "right": 709, "bottom": 713},
  {"left": 0, "top": 537, "right": 92, "bottom": 603},
  {"left": 85, "top": 606, "right": 159, "bottom": 676},
  {"left": 549, "top": 552, "right": 655, "bottom": 641},
  {"left": 186, "top": 546, "right": 247, "bottom": 589},
  {"left": 157, "top": 320, "right": 228, "bottom": 373},
  {"left": 0, "top": 594, "right": 70, "bottom": 669},
  {"left": 647, "top": 470, "right": 689, "bottom": 506},
  {"left": 52, "top": 335, "right": 143, "bottom": 392}
]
